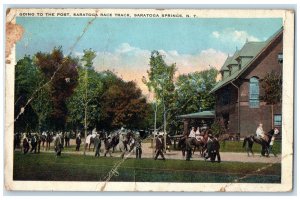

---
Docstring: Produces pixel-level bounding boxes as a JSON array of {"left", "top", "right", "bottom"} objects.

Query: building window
[
  {"left": 274, "top": 114, "right": 282, "bottom": 126},
  {"left": 221, "top": 88, "right": 230, "bottom": 106},
  {"left": 249, "top": 77, "right": 259, "bottom": 108},
  {"left": 278, "top": 53, "right": 283, "bottom": 64}
]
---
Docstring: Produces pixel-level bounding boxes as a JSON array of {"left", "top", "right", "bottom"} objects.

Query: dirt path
[{"left": 38, "top": 141, "right": 281, "bottom": 164}]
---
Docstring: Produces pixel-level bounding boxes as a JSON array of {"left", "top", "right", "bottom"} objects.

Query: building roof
[
  {"left": 220, "top": 56, "right": 232, "bottom": 71},
  {"left": 234, "top": 42, "right": 266, "bottom": 60},
  {"left": 177, "top": 110, "right": 215, "bottom": 119},
  {"left": 210, "top": 27, "right": 283, "bottom": 93}
]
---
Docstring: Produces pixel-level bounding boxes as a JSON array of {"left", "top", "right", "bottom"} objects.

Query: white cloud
[
  {"left": 212, "top": 28, "right": 260, "bottom": 44},
  {"left": 212, "top": 31, "right": 220, "bottom": 38},
  {"left": 91, "top": 43, "right": 227, "bottom": 96}
]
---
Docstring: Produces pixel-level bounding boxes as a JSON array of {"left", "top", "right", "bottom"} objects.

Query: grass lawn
[{"left": 13, "top": 152, "right": 281, "bottom": 183}]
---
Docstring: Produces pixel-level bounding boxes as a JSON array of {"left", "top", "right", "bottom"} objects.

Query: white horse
[{"left": 85, "top": 133, "right": 97, "bottom": 151}]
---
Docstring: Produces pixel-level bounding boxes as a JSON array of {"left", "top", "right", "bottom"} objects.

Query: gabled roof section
[
  {"left": 234, "top": 42, "right": 266, "bottom": 59},
  {"left": 210, "top": 27, "right": 283, "bottom": 94},
  {"left": 220, "top": 56, "right": 232, "bottom": 71},
  {"left": 220, "top": 50, "right": 239, "bottom": 71}
]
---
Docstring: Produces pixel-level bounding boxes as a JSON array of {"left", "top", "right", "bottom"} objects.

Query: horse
[
  {"left": 243, "top": 129, "right": 278, "bottom": 157},
  {"left": 103, "top": 129, "right": 134, "bottom": 158},
  {"left": 178, "top": 134, "right": 207, "bottom": 158},
  {"left": 192, "top": 131, "right": 209, "bottom": 157},
  {"left": 85, "top": 133, "right": 97, "bottom": 151}
]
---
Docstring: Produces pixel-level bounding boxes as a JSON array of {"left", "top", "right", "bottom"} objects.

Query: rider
[
  {"left": 195, "top": 127, "right": 202, "bottom": 141},
  {"left": 256, "top": 123, "right": 265, "bottom": 140},
  {"left": 189, "top": 127, "right": 196, "bottom": 138}
]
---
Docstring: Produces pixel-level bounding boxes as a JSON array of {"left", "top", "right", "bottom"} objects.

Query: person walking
[
  {"left": 54, "top": 133, "right": 62, "bottom": 157},
  {"left": 212, "top": 135, "right": 221, "bottom": 163},
  {"left": 23, "top": 134, "right": 30, "bottom": 154},
  {"left": 94, "top": 134, "right": 101, "bottom": 157},
  {"left": 269, "top": 128, "right": 280, "bottom": 157},
  {"left": 75, "top": 133, "right": 81, "bottom": 151},
  {"left": 205, "top": 134, "right": 214, "bottom": 161},
  {"left": 30, "top": 133, "right": 37, "bottom": 153},
  {"left": 154, "top": 132, "right": 166, "bottom": 160},
  {"left": 135, "top": 132, "right": 142, "bottom": 159},
  {"left": 104, "top": 136, "right": 113, "bottom": 157},
  {"left": 185, "top": 137, "right": 194, "bottom": 161}
]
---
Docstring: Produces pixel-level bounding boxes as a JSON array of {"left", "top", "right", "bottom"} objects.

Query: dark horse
[
  {"left": 178, "top": 135, "right": 207, "bottom": 158},
  {"left": 243, "top": 129, "right": 278, "bottom": 157}
]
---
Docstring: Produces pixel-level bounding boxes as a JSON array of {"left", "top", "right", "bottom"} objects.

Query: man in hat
[
  {"left": 185, "top": 136, "right": 194, "bottom": 161},
  {"left": 212, "top": 134, "right": 221, "bottom": 163},
  {"left": 75, "top": 133, "right": 81, "bottom": 151},
  {"left": 154, "top": 132, "right": 166, "bottom": 160},
  {"left": 205, "top": 133, "right": 214, "bottom": 161},
  {"left": 22, "top": 134, "right": 30, "bottom": 154},
  {"left": 54, "top": 133, "right": 62, "bottom": 157},
  {"left": 94, "top": 134, "right": 101, "bottom": 157},
  {"left": 30, "top": 133, "right": 37, "bottom": 153},
  {"left": 104, "top": 135, "right": 112, "bottom": 157},
  {"left": 135, "top": 132, "right": 142, "bottom": 159}
]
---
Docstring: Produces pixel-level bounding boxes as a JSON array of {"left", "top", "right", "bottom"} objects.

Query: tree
[
  {"left": 34, "top": 47, "right": 79, "bottom": 130},
  {"left": 261, "top": 71, "right": 282, "bottom": 128},
  {"left": 143, "top": 50, "right": 176, "bottom": 151},
  {"left": 102, "top": 80, "right": 149, "bottom": 129},
  {"left": 174, "top": 68, "right": 218, "bottom": 114},
  {"left": 14, "top": 56, "right": 40, "bottom": 133}
]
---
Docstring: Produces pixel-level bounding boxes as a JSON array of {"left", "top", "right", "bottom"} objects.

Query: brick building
[{"left": 210, "top": 27, "right": 283, "bottom": 138}]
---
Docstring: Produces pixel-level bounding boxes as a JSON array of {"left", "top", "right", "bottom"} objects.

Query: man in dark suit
[
  {"left": 94, "top": 134, "right": 101, "bottom": 157},
  {"left": 154, "top": 132, "right": 166, "bottom": 160}
]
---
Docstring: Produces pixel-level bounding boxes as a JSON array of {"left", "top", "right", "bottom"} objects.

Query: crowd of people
[{"left": 14, "top": 123, "right": 279, "bottom": 162}]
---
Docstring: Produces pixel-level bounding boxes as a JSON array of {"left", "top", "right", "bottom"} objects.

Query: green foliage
[
  {"left": 261, "top": 71, "right": 282, "bottom": 105},
  {"left": 34, "top": 47, "right": 79, "bottom": 130},
  {"left": 143, "top": 51, "right": 176, "bottom": 132},
  {"left": 174, "top": 68, "right": 218, "bottom": 115},
  {"left": 211, "top": 120, "right": 226, "bottom": 136},
  {"left": 14, "top": 56, "right": 45, "bottom": 133}
]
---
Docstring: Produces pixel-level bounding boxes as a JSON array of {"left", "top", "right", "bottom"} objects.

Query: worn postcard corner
[{"left": 5, "top": 8, "right": 294, "bottom": 192}]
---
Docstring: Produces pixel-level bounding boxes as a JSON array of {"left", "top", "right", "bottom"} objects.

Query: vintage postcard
[{"left": 5, "top": 8, "right": 294, "bottom": 192}]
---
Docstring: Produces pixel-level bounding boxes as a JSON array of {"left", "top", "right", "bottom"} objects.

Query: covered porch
[{"left": 177, "top": 110, "right": 215, "bottom": 136}]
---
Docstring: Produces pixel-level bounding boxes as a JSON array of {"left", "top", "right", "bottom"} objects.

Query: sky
[{"left": 16, "top": 17, "right": 282, "bottom": 95}]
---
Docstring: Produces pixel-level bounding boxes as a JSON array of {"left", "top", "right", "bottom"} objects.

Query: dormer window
[
  {"left": 278, "top": 53, "right": 283, "bottom": 64},
  {"left": 238, "top": 61, "right": 242, "bottom": 70}
]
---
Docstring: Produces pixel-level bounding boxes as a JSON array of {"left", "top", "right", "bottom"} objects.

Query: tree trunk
[
  {"left": 163, "top": 103, "right": 167, "bottom": 153},
  {"left": 271, "top": 104, "right": 274, "bottom": 129}
]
